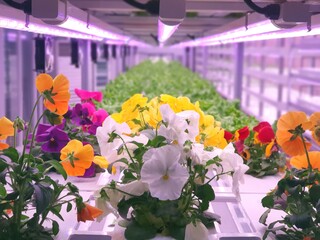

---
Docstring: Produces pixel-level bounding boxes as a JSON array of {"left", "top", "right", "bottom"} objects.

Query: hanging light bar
[
  {"left": 0, "top": 16, "right": 101, "bottom": 40},
  {"left": 0, "top": 4, "right": 101, "bottom": 40},
  {"left": 0, "top": 2, "right": 149, "bottom": 47},
  {"left": 174, "top": 12, "right": 320, "bottom": 47}
]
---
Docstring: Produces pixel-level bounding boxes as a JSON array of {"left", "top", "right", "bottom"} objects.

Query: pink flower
[
  {"left": 82, "top": 103, "right": 96, "bottom": 117},
  {"left": 75, "top": 88, "right": 103, "bottom": 103},
  {"left": 92, "top": 109, "right": 109, "bottom": 125}
]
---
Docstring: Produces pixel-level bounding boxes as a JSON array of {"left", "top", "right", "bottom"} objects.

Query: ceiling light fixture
[{"left": 157, "top": 0, "right": 185, "bottom": 44}]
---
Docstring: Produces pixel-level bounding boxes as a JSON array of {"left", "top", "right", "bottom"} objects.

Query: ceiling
[{"left": 69, "top": 0, "right": 278, "bottom": 46}]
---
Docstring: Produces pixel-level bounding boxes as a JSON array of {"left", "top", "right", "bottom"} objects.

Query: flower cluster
[
  {"left": 225, "top": 122, "right": 286, "bottom": 177},
  {"left": 33, "top": 74, "right": 109, "bottom": 177},
  {"left": 94, "top": 94, "right": 249, "bottom": 240},
  {"left": 0, "top": 74, "right": 103, "bottom": 239},
  {"left": 260, "top": 111, "right": 320, "bottom": 240}
]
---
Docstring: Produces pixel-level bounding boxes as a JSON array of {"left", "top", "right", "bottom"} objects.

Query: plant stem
[
  {"left": 28, "top": 111, "right": 45, "bottom": 156},
  {"left": 299, "top": 133, "right": 312, "bottom": 171},
  {"left": 20, "top": 94, "right": 42, "bottom": 163}
]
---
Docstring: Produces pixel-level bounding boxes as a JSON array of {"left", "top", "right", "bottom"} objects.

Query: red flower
[
  {"left": 253, "top": 122, "right": 275, "bottom": 144},
  {"left": 224, "top": 130, "right": 233, "bottom": 142},
  {"left": 234, "top": 126, "right": 250, "bottom": 141}
]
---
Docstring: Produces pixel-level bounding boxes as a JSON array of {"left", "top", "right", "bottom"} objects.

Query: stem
[
  {"left": 13, "top": 126, "right": 17, "bottom": 149},
  {"left": 28, "top": 111, "right": 45, "bottom": 155},
  {"left": 20, "top": 94, "right": 42, "bottom": 162},
  {"left": 206, "top": 170, "right": 234, "bottom": 185},
  {"left": 116, "top": 134, "right": 135, "bottom": 164},
  {"left": 299, "top": 133, "right": 312, "bottom": 171}
]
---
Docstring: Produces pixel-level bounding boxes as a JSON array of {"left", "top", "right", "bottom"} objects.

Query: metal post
[
  {"left": 277, "top": 38, "right": 285, "bottom": 118},
  {"left": 259, "top": 41, "right": 266, "bottom": 117},
  {"left": 81, "top": 40, "right": 93, "bottom": 90},
  {"left": 0, "top": 29, "right": 4, "bottom": 117},
  {"left": 202, "top": 47, "right": 208, "bottom": 79},
  {"left": 234, "top": 42, "right": 244, "bottom": 101},
  {"left": 22, "top": 32, "right": 35, "bottom": 122}
]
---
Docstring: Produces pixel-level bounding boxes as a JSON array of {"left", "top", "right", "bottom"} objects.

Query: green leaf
[
  {"left": 309, "top": 185, "right": 320, "bottom": 205},
  {"left": 261, "top": 195, "right": 274, "bottom": 208},
  {"left": 52, "top": 220, "right": 59, "bottom": 235},
  {"left": 0, "top": 159, "right": 8, "bottom": 173},
  {"left": 0, "top": 183, "right": 6, "bottom": 198},
  {"left": 3, "top": 148, "right": 19, "bottom": 163},
  {"left": 168, "top": 225, "right": 185, "bottom": 240},
  {"left": 195, "top": 184, "right": 215, "bottom": 201},
  {"left": 117, "top": 197, "right": 131, "bottom": 220},
  {"left": 259, "top": 209, "right": 271, "bottom": 225},
  {"left": 286, "top": 213, "right": 312, "bottom": 229},
  {"left": 33, "top": 183, "right": 54, "bottom": 214},
  {"left": 67, "top": 202, "right": 72, "bottom": 212},
  {"left": 46, "top": 160, "right": 67, "bottom": 180},
  {"left": 124, "top": 220, "right": 157, "bottom": 240},
  {"left": 51, "top": 205, "right": 64, "bottom": 221}
]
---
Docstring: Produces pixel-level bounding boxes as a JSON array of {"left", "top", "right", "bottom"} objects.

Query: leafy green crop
[{"left": 100, "top": 60, "right": 257, "bottom": 131}]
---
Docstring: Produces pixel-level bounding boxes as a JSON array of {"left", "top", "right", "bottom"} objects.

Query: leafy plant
[
  {"left": 259, "top": 112, "right": 320, "bottom": 239},
  {"left": 0, "top": 74, "right": 102, "bottom": 239}
]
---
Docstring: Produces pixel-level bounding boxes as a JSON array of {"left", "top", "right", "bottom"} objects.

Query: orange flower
[
  {"left": 309, "top": 112, "right": 320, "bottom": 145},
  {"left": 77, "top": 203, "right": 103, "bottom": 222},
  {"left": 36, "top": 74, "right": 70, "bottom": 115},
  {"left": 290, "top": 151, "right": 320, "bottom": 170},
  {"left": 276, "top": 112, "right": 312, "bottom": 156},
  {"left": 60, "top": 140, "right": 94, "bottom": 176},
  {"left": 0, "top": 117, "right": 14, "bottom": 150}
]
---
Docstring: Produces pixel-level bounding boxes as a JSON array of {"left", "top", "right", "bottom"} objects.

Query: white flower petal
[
  {"left": 141, "top": 145, "right": 188, "bottom": 200},
  {"left": 185, "top": 221, "right": 209, "bottom": 240}
]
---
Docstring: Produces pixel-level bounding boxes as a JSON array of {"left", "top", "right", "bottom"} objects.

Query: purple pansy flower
[
  {"left": 36, "top": 123, "right": 69, "bottom": 153},
  {"left": 79, "top": 162, "right": 96, "bottom": 178},
  {"left": 71, "top": 104, "right": 93, "bottom": 126}
]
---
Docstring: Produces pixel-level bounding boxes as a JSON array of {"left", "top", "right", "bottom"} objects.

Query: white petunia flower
[
  {"left": 158, "top": 104, "right": 199, "bottom": 147},
  {"left": 141, "top": 145, "right": 189, "bottom": 200},
  {"left": 214, "top": 143, "right": 249, "bottom": 199},
  {"left": 185, "top": 221, "right": 209, "bottom": 240},
  {"left": 96, "top": 116, "right": 148, "bottom": 166},
  {"left": 177, "top": 110, "right": 200, "bottom": 140}
]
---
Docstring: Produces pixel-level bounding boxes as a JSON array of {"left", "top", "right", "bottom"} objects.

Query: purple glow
[
  {"left": 60, "top": 17, "right": 130, "bottom": 42},
  {"left": 158, "top": 19, "right": 179, "bottom": 43},
  {"left": 0, "top": 16, "right": 101, "bottom": 40}
]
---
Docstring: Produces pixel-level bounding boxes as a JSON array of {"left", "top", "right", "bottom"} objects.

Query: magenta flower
[
  {"left": 92, "top": 109, "right": 109, "bottom": 124},
  {"left": 36, "top": 124, "right": 69, "bottom": 153},
  {"left": 88, "top": 109, "right": 109, "bottom": 135},
  {"left": 75, "top": 88, "right": 103, "bottom": 103}
]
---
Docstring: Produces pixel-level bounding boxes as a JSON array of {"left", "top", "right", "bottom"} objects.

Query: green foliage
[
  {"left": 260, "top": 168, "right": 320, "bottom": 239},
  {"left": 99, "top": 60, "right": 257, "bottom": 131}
]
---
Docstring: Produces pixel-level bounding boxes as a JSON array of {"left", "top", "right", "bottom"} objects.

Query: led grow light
[
  {"left": 157, "top": 0, "right": 185, "bottom": 44},
  {"left": 158, "top": 20, "right": 180, "bottom": 43},
  {"left": 59, "top": 17, "right": 130, "bottom": 42},
  {"left": 174, "top": 13, "right": 320, "bottom": 47}
]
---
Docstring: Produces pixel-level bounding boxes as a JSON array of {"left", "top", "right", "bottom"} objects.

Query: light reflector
[{"left": 158, "top": 20, "right": 179, "bottom": 43}]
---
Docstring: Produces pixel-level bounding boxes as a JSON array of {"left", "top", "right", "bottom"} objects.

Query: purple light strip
[
  {"left": 0, "top": 16, "right": 101, "bottom": 40},
  {"left": 173, "top": 20, "right": 320, "bottom": 47},
  {"left": 60, "top": 17, "right": 130, "bottom": 42}
]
